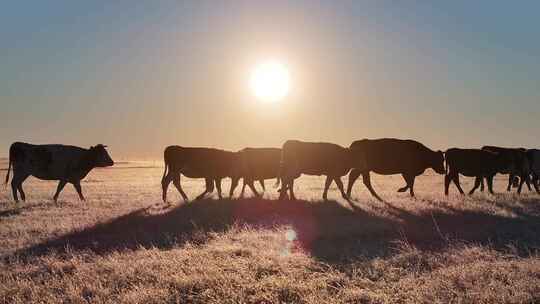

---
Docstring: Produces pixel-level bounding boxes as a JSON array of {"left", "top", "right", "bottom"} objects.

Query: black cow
[
  {"left": 444, "top": 148, "right": 514, "bottom": 195},
  {"left": 4, "top": 142, "right": 114, "bottom": 202},
  {"left": 478, "top": 146, "right": 531, "bottom": 193},
  {"left": 278, "top": 140, "right": 365, "bottom": 201},
  {"left": 346, "top": 139, "right": 445, "bottom": 201},
  {"left": 229, "top": 147, "right": 281, "bottom": 198},
  {"left": 161, "top": 146, "right": 242, "bottom": 202},
  {"left": 526, "top": 149, "right": 540, "bottom": 193}
]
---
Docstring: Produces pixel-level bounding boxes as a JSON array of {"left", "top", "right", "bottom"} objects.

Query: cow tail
[
  {"left": 161, "top": 157, "right": 168, "bottom": 183},
  {"left": 5, "top": 146, "right": 12, "bottom": 186}
]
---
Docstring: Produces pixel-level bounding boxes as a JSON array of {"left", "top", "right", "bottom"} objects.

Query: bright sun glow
[{"left": 250, "top": 61, "right": 290, "bottom": 102}]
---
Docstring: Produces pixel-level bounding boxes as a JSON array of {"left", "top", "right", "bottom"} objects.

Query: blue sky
[{"left": 1, "top": 1, "right": 539, "bottom": 158}]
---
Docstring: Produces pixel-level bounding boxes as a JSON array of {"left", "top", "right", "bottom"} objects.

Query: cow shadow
[
  {"left": 7, "top": 198, "right": 396, "bottom": 261},
  {"left": 6, "top": 197, "right": 540, "bottom": 264},
  {"left": 0, "top": 200, "right": 60, "bottom": 219},
  {"left": 387, "top": 197, "right": 540, "bottom": 253},
  {"left": 0, "top": 208, "right": 22, "bottom": 218}
]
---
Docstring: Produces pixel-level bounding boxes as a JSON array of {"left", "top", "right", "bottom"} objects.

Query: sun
[{"left": 250, "top": 61, "right": 290, "bottom": 102}]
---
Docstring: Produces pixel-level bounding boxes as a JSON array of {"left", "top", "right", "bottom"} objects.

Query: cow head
[
  {"left": 431, "top": 150, "right": 445, "bottom": 174},
  {"left": 90, "top": 144, "right": 114, "bottom": 167}
]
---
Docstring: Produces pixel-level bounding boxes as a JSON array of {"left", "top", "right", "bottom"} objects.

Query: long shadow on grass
[
  {"left": 6, "top": 197, "right": 540, "bottom": 264},
  {"left": 7, "top": 198, "right": 395, "bottom": 260},
  {"left": 376, "top": 198, "right": 540, "bottom": 255}
]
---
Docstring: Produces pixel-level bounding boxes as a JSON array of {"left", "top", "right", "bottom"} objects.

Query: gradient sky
[{"left": 1, "top": 1, "right": 539, "bottom": 159}]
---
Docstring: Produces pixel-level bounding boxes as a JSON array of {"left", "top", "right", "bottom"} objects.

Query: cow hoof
[{"left": 397, "top": 188, "right": 408, "bottom": 193}]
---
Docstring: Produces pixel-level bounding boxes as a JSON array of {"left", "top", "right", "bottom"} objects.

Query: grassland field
[{"left": 0, "top": 160, "right": 539, "bottom": 303}]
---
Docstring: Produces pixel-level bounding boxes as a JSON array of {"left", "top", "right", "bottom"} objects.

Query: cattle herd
[{"left": 4, "top": 139, "right": 540, "bottom": 203}]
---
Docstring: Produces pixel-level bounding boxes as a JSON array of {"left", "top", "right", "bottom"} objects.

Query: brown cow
[
  {"left": 444, "top": 148, "right": 514, "bottom": 195},
  {"left": 4, "top": 142, "right": 114, "bottom": 202},
  {"left": 478, "top": 146, "right": 531, "bottom": 193},
  {"left": 161, "top": 146, "right": 242, "bottom": 202},
  {"left": 229, "top": 147, "right": 281, "bottom": 198},
  {"left": 278, "top": 140, "right": 365, "bottom": 201},
  {"left": 346, "top": 139, "right": 445, "bottom": 201},
  {"left": 527, "top": 149, "right": 540, "bottom": 193}
]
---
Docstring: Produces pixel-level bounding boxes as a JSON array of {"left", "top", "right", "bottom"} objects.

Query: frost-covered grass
[{"left": 1, "top": 165, "right": 539, "bottom": 303}]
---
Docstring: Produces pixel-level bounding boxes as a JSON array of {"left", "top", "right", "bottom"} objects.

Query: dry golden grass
[{"left": 1, "top": 162, "right": 539, "bottom": 303}]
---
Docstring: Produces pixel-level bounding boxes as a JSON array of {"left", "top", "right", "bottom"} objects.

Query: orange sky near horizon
[{"left": 1, "top": 2, "right": 539, "bottom": 159}]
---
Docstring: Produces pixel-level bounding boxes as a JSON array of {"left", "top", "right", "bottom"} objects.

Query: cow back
[
  {"left": 445, "top": 148, "right": 508, "bottom": 177},
  {"left": 527, "top": 149, "right": 540, "bottom": 174},
  {"left": 165, "top": 146, "right": 241, "bottom": 178},
  {"left": 350, "top": 138, "right": 438, "bottom": 175},
  {"left": 239, "top": 148, "right": 281, "bottom": 180},
  {"left": 282, "top": 140, "right": 350, "bottom": 176}
]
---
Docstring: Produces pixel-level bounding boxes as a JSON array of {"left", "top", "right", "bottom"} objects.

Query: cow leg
[
  {"left": 397, "top": 174, "right": 409, "bottom": 193},
  {"left": 73, "top": 181, "right": 85, "bottom": 201},
  {"left": 229, "top": 177, "right": 239, "bottom": 198},
  {"left": 240, "top": 180, "right": 247, "bottom": 198},
  {"left": 278, "top": 177, "right": 290, "bottom": 200},
  {"left": 523, "top": 174, "right": 532, "bottom": 191},
  {"left": 247, "top": 180, "right": 261, "bottom": 197},
  {"left": 362, "top": 172, "right": 383, "bottom": 201},
  {"left": 290, "top": 179, "right": 297, "bottom": 200},
  {"left": 11, "top": 179, "right": 19, "bottom": 203},
  {"left": 346, "top": 169, "right": 362, "bottom": 198},
  {"left": 444, "top": 174, "right": 451, "bottom": 195},
  {"left": 507, "top": 175, "right": 513, "bottom": 192},
  {"left": 53, "top": 180, "right": 67, "bottom": 202},
  {"left": 469, "top": 177, "right": 481, "bottom": 195},
  {"left": 452, "top": 174, "right": 465, "bottom": 195},
  {"left": 397, "top": 185, "right": 409, "bottom": 192},
  {"left": 334, "top": 176, "right": 349, "bottom": 200},
  {"left": 517, "top": 175, "right": 527, "bottom": 194},
  {"left": 532, "top": 174, "right": 540, "bottom": 193},
  {"left": 215, "top": 178, "right": 223, "bottom": 199},
  {"left": 288, "top": 178, "right": 297, "bottom": 200},
  {"left": 11, "top": 173, "right": 29, "bottom": 203},
  {"left": 259, "top": 180, "right": 266, "bottom": 192},
  {"left": 487, "top": 176, "right": 495, "bottom": 194},
  {"left": 480, "top": 177, "right": 485, "bottom": 192},
  {"left": 403, "top": 174, "right": 416, "bottom": 197},
  {"left": 161, "top": 171, "right": 175, "bottom": 202},
  {"left": 322, "top": 176, "right": 333, "bottom": 200},
  {"left": 196, "top": 178, "right": 214, "bottom": 200},
  {"left": 172, "top": 174, "right": 188, "bottom": 201}
]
